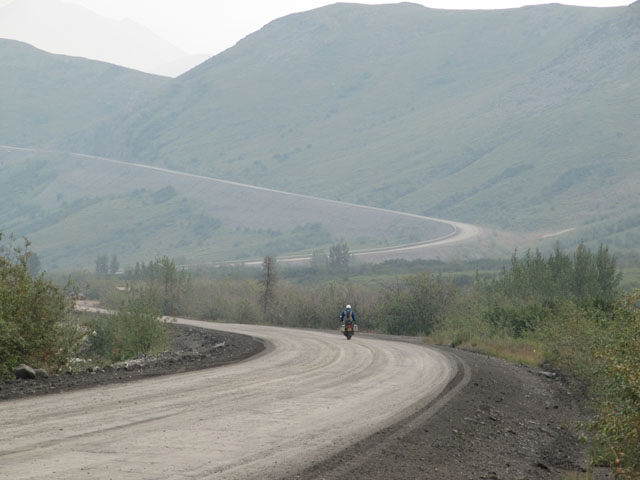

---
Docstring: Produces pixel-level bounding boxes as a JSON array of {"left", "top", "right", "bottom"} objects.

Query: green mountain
[
  {"left": 77, "top": 3, "right": 640, "bottom": 239},
  {"left": 1, "top": 3, "right": 639, "bottom": 268}
]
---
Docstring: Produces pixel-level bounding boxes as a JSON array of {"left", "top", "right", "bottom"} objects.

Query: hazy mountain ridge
[
  {"left": 0, "top": 0, "right": 206, "bottom": 76},
  {"left": 0, "top": 39, "right": 171, "bottom": 148}
]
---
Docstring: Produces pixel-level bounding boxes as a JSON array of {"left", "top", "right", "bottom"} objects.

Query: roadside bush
[
  {"left": 271, "top": 281, "right": 375, "bottom": 330},
  {"left": 483, "top": 298, "right": 552, "bottom": 338},
  {"left": 371, "top": 273, "right": 458, "bottom": 336},
  {"left": 188, "top": 278, "right": 261, "bottom": 324},
  {"left": 88, "top": 294, "right": 171, "bottom": 362},
  {"left": 537, "top": 303, "right": 603, "bottom": 384},
  {"left": 541, "top": 295, "right": 640, "bottom": 478},
  {"left": 126, "top": 257, "right": 191, "bottom": 315},
  {"left": 590, "top": 294, "right": 640, "bottom": 479},
  {"left": 427, "top": 291, "right": 484, "bottom": 344},
  {"left": 187, "top": 275, "right": 374, "bottom": 331},
  {"left": 0, "top": 234, "right": 75, "bottom": 379}
]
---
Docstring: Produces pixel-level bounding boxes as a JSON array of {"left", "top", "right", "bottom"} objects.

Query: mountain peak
[{"left": 0, "top": 0, "right": 202, "bottom": 76}]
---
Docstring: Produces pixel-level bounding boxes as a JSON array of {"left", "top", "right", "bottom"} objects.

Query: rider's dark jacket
[{"left": 340, "top": 309, "right": 356, "bottom": 322}]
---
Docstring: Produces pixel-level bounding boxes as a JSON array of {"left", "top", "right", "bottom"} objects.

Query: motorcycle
[{"left": 340, "top": 318, "right": 358, "bottom": 340}]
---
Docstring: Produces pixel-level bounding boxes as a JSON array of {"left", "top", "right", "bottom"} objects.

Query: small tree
[
  {"left": 109, "top": 255, "right": 120, "bottom": 275},
  {"left": 127, "top": 257, "right": 190, "bottom": 316},
  {"left": 0, "top": 234, "right": 74, "bottom": 379},
  {"left": 594, "top": 244, "right": 622, "bottom": 308},
  {"left": 329, "top": 241, "right": 350, "bottom": 273},
  {"left": 573, "top": 242, "right": 599, "bottom": 302},
  {"left": 95, "top": 255, "right": 109, "bottom": 275},
  {"left": 261, "top": 256, "right": 278, "bottom": 317}
]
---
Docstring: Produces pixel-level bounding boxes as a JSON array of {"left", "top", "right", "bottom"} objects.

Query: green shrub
[
  {"left": 88, "top": 294, "right": 171, "bottom": 362},
  {"left": 371, "top": 273, "right": 457, "bottom": 336},
  {"left": 541, "top": 296, "right": 640, "bottom": 479},
  {"left": 127, "top": 257, "right": 191, "bottom": 315},
  {"left": 483, "top": 299, "right": 552, "bottom": 338},
  {"left": 589, "top": 294, "right": 640, "bottom": 479},
  {"left": 0, "top": 234, "right": 75, "bottom": 379}
]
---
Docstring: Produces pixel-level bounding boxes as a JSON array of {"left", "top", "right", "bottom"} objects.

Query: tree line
[{"left": 95, "top": 254, "right": 119, "bottom": 275}]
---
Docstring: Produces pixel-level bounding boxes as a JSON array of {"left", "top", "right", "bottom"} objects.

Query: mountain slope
[
  {"left": 75, "top": 3, "right": 639, "bottom": 235},
  {"left": 0, "top": 39, "right": 170, "bottom": 148}
]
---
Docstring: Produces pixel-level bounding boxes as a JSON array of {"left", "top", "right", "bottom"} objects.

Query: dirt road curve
[
  {"left": 0, "top": 319, "right": 457, "bottom": 480},
  {"left": 241, "top": 219, "right": 480, "bottom": 267}
]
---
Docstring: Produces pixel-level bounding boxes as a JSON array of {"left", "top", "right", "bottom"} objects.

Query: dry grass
[
  {"left": 465, "top": 339, "right": 545, "bottom": 367},
  {"left": 424, "top": 334, "right": 545, "bottom": 367}
]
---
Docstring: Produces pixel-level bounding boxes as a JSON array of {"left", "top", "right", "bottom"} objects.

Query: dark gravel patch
[{"left": 0, "top": 324, "right": 264, "bottom": 401}]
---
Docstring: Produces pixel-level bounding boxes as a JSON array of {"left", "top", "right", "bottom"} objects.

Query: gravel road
[{"left": 0, "top": 319, "right": 456, "bottom": 480}]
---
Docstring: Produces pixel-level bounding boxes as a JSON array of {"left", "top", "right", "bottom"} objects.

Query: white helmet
[{"left": 346, "top": 304, "right": 351, "bottom": 310}]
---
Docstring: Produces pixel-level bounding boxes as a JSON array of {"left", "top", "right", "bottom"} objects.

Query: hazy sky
[{"left": 60, "top": 0, "right": 633, "bottom": 54}]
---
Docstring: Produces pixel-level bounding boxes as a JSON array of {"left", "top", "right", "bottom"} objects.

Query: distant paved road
[{"left": 0, "top": 319, "right": 456, "bottom": 480}]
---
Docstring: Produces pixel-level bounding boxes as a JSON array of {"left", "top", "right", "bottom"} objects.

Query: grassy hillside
[
  {"left": 74, "top": 3, "right": 639, "bottom": 238},
  {"left": 0, "top": 39, "right": 170, "bottom": 148},
  {"left": 0, "top": 147, "right": 455, "bottom": 270}
]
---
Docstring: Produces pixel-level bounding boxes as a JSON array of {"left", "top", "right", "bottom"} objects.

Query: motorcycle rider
[{"left": 340, "top": 304, "right": 356, "bottom": 324}]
